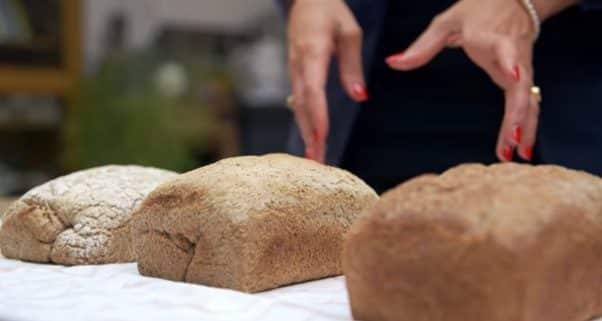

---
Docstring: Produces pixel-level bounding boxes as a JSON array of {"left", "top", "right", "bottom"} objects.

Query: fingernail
[
  {"left": 351, "top": 83, "right": 369, "bottom": 101},
  {"left": 385, "top": 51, "right": 405, "bottom": 66},
  {"left": 512, "top": 125, "right": 522, "bottom": 144},
  {"left": 502, "top": 146, "right": 513, "bottom": 161},
  {"left": 313, "top": 129, "right": 319, "bottom": 143},
  {"left": 523, "top": 145, "right": 533, "bottom": 161},
  {"left": 512, "top": 65, "right": 520, "bottom": 82}
]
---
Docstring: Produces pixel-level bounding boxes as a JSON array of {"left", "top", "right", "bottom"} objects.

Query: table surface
[
  {"left": 0, "top": 259, "right": 351, "bottom": 321},
  {"left": 1, "top": 258, "right": 601, "bottom": 321}
]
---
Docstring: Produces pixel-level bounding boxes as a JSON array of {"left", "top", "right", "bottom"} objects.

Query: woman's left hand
[{"left": 386, "top": 0, "right": 577, "bottom": 162}]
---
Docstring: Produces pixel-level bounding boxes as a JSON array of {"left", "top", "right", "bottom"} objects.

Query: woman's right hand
[{"left": 287, "top": 0, "right": 368, "bottom": 163}]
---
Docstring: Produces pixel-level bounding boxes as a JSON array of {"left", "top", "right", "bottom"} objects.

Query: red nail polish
[
  {"left": 352, "top": 83, "right": 369, "bottom": 101},
  {"left": 313, "top": 129, "right": 319, "bottom": 143},
  {"left": 513, "top": 126, "right": 522, "bottom": 144},
  {"left": 523, "top": 146, "right": 533, "bottom": 161},
  {"left": 502, "top": 146, "right": 513, "bottom": 161},
  {"left": 512, "top": 65, "right": 520, "bottom": 82},
  {"left": 385, "top": 51, "right": 405, "bottom": 65}
]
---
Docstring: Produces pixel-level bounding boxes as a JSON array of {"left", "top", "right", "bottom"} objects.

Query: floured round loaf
[
  {"left": 0, "top": 165, "right": 176, "bottom": 265},
  {"left": 344, "top": 163, "right": 602, "bottom": 321},
  {"left": 132, "top": 153, "right": 378, "bottom": 292}
]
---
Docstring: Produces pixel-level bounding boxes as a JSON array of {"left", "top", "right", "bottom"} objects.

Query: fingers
[
  {"left": 287, "top": 0, "right": 368, "bottom": 163},
  {"left": 300, "top": 79, "right": 329, "bottom": 164},
  {"left": 301, "top": 41, "right": 331, "bottom": 164},
  {"left": 386, "top": 15, "right": 456, "bottom": 70},
  {"left": 381, "top": 0, "right": 541, "bottom": 163},
  {"left": 493, "top": 38, "right": 520, "bottom": 83},
  {"left": 336, "top": 16, "right": 368, "bottom": 102},
  {"left": 462, "top": 32, "right": 518, "bottom": 87},
  {"left": 288, "top": 58, "right": 315, "bottom": 160},
  {"left": 517, "top": 95, "right": 539, "bottom": 161},
  {"left": 496, "top": 67, "right": 531, "bottom": 162},
  {"left": 288, "top": 36, "right": 332, "bottom": 163},
  {"left": 459, "top": 31, "right": 536, "bottom": 163}
]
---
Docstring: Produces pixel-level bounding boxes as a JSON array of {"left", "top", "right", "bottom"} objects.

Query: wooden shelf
[
  {"left": 0, "top": 66, "right": 73, "bottom": 95},
  {"left": 0, "top": 0, "right": 81, "bottom": 97}
]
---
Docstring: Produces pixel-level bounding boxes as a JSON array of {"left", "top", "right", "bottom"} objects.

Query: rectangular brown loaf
[{"left": 132, "top": 154, "right": 378, "bottom": 292}]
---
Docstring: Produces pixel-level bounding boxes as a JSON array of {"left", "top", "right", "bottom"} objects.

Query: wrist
[{"left": 517, "top": 0, "right": 541, "bottom": 39}]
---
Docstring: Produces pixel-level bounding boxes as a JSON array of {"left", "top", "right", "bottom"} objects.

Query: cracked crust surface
[
  {"left": 132, "top": 153, "right": 379, "bottom": 292},
  {"left": 0, "top": 165, "right": 176, "bottom": 265},
  {"left": 343, "top": 163, "right": 602, "bottom": 321}
]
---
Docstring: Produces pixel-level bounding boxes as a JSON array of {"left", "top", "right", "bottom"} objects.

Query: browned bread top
[
  {"left": 361, "top": 163, "right": 602, "bottom": 248},
  {"left": 143, "top": 153, "right": 376, "bottom": 222}
]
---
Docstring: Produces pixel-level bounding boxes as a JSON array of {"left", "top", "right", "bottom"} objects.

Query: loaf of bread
[
  {"left": 0, "top": 165, "right": 176, "bottom": 264},
  {"left": 344, "top": 163, "right": 602, "bottom": 321},
  {"left": 132, "top": 153, "right": 378, "bottom": 292}
]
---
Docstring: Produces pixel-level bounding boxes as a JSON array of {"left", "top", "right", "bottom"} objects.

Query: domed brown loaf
[
  {"left": 0, "top": 166, "right": 177, "bottom": 265},
  {"left": 344, "top": 163, "right": 602, "bottom": 321},
  {"left": 132, "top": 154, "right": 378, "bottom": 292}
]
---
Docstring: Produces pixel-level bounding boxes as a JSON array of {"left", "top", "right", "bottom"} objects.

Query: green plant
[{"left": 62, "top": 54, "right": 199, "bottom": 172}]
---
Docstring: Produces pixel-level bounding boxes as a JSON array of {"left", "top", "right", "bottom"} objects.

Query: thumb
[
  {"left": 386, "top": 16, "right": 454, "bottom": 71},
  {"left": 336, "top": 23, "right": 368, "bottom": 102}
]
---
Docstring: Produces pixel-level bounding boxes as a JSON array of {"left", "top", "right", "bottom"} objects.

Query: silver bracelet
[{"left": 518, "top": 0, "right": 541, "bottom": 40}]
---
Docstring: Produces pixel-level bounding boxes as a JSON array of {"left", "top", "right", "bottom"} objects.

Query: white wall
[{"left": 84, "top": 0, "right": 278, "bottom": 69}]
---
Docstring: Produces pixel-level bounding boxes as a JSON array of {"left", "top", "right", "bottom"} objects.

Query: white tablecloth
[
  {"left": 0, "top": 258, "right": 351, "bottom": 321},
  {"left": 3, "top": 257, "right": 601, "bottom": 321}
]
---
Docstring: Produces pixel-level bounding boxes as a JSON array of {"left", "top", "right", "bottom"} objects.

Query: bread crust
[
  {"left": 344, "top": 163, "right": 602, "bottom": 321},
  {"left": 132, "top": 154, "right": 378, "bottom": 292}
]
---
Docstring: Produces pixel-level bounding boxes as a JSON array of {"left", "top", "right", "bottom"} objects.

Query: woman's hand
[
  {"left": 386, "top": 0, "right": 578, "bottom": 162},
  {"left": 287, "top": 0, "right": 368, "bottom": 163}
]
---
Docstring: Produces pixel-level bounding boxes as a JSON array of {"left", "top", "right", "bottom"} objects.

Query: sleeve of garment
[{"left": 582, "top": 0, "right": 602, "bottom": 10}]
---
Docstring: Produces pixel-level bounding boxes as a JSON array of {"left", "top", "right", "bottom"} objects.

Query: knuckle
[
  {"left": 293, "top": 40, "right": 311, "bottom": 53},
  {"left": 340, "top": 25, "right": 362, "bottom": 40},
  {"left": 431, "top": 13, "right": 447, "bottom": 26},
  {"left": 302, "top": 84, "right": 322, "bottom": 99},
  {"left": 292, "top": 97, "right": 305, "bottom": 111},
  {"left": 492, "top": 41, "right": 504, "bottom": 54},
  {"left": 461, "top": 29, "right": 479, "bottom": 43},
  {"left": 290, "top": 91, "right": 305, "bottom": 108},
  {"left": 499, "top": 37, "right": 515, "bottom": 49},
  {"left": 431, "top": 13, "right": 453, "bottom": 31},
  {"left": 506, "top": 107, "right": 527, "bottom": 122},
  {"left": 293, "top": 39, "right": 328, "bottom": 58},
  {"left": 495, "top": 37, "right": 516, "bottom": 56}
]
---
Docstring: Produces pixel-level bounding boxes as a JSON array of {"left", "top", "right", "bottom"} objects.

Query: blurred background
[{"left": 0, "top": 0, "right": 291, "bottom": 201}]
